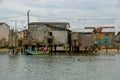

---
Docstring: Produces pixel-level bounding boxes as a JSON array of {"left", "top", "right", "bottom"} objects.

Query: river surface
[{"left": 0, "top": 53, "right": 120, "bottom": 80}]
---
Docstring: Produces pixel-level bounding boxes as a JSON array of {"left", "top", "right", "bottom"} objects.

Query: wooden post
[
  {"left": 77, "top": 46, "right": 79, "bottom": 53},
  {"left": 117, "top": 46, "right": 119, "bottom": 52},
  {"left": 69, "top": 45, "right": 71, "bottom": 55},
  {"left": 13, "top": 47, "right": 14, "bottom": 54},
  {"left": 85, "top": 47, "right": 87, "bottom": 53},
  {"left": 37, "top": 45, "right": 39, "bottom": 50},
  {"left": 54, "top": 44, "right": 57, "bottom": 54},
  {"left": 105, "top": 45, "right": 108, "bottom": 53},
  {"left": 65, "top": 46, "right": 68, "bottom": 54},
  {"left": 64, "top": 44, "right": 68, "bottom": 54},
  {"left": 21, "top": 47, "right": 23, "bottom": 54},
  {"left": 50, "top": 45, "right": 52, "bottom": 54},
  {"left": 72, "top": 46, "right": 74, "bottom": 53},
  {"left": 74, "top": 46, "right": 76, "bottom": 53}
]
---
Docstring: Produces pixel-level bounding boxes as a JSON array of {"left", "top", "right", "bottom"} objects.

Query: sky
[{"left": 0, "top": 0, "right": 120, "bottom": 32}]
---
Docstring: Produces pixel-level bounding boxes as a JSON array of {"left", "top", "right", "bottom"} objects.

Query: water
[{"left": 0, "top": 53, "right": 120, "bottom": 80}]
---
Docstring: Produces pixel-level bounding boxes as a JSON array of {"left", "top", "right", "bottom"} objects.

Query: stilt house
[
  {"left": 28, "top": 22, "right": 70, "bottom": 48},
  {"left": 0, "top": 23, "right": 10, "bottom": 48},
  {"left": 71, "top": 28, "right": 95, "bottom": 51},
  {"left": 95, "top": 26, "right": 115, "bottom": 47}
]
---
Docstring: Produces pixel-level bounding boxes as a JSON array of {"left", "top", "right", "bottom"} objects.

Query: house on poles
[
  {"left": 0, "top": 23, "right": 10, "bottom": 48},
  {"left": 71, "top": 27, "right": 96, "bottom": 52},
  {"left": 95, "top": 26, "right": 115, "bottom": 47},
  {"left": 26, "top": 22, "right": 71, "bottom": 50}
]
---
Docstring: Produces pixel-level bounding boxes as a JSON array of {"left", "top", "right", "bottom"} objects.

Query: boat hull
[{"left": 25, "top": 49, "right": 49, "bottom": 55}]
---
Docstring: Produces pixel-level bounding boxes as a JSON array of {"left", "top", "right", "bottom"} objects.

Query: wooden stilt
[
  {"left": 54, "top": 45, "right": 57, "bottom": 54},
  {"left": 105, "top": 45, "right": 108, "bottom": 53},
  {"left": 74, "top": 46, "right": 76, "bottom": 53},
  {"left": 72, "top": 46, "right": 74, "bottom": 53},
  {"left": 21, "top": 47, "right": 24, "bottom": 54},
  {"left": 13, "top": 48, "right": 14, "bottom": 54},
  {"left": 117, "top": 46, "right": 119, "bottom": 52},
  {"left": 50, "top": 45, "right": 52, "bottom": 54},
  {"left": 77, "top": 46, "right": 79, "bottom": 53},
  {"left": 85, "top": 47, "right": 87, "bottom": 53},
  {"left": 69, "top": 44, "right": 71, "bottom": 54},
  {"left": 38, "top": 45, "right": 39, "bottom": 50}
]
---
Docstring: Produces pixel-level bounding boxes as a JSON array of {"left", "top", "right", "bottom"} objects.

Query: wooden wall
[{"left": 30, "top": 27, "right": 69, "bottom": 45}]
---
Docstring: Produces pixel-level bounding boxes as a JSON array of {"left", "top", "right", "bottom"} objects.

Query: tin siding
[
  {"left": 52, "top": 31, "right": 68, "bottom": 44},
  {"left": 30, "top": 27, "right": 68, "bottom": 45},
  {"left": 0, "top": 24, "right": 9, "bottom": 42}
]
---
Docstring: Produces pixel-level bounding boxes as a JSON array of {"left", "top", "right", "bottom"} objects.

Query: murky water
[{"left": 0, "top": 53, "right": 120, "bottom": 80}]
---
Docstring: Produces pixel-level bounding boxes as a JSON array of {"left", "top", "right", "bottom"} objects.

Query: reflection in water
[{"left": 0, "top": 53, "right": 119, "bottom": 80}]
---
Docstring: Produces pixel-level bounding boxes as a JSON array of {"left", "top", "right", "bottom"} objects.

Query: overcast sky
[{"left": 1, "top": 0, "right": 120, "bottom": 31}]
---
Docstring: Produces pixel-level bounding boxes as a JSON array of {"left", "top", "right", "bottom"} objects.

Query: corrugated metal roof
[
  {"left": 102, "top": 27, "right": 115, "bottom": 32},
  {"left": 0, "top": 23, "right": 4, "bottom": 25},
  {"left": 29, "top": 22, "right": 70, "bottom": 30},
  {"left": 72, "top": 29, "right": 84, "bottom": 32},
  {"left": 0, "top": 22, "right": 10, "bottom": 28},
  {"left": 29, "top": 22, "right": 70, "bottom": 26},
  {"left": 84, "top": 29, "right": 94, "bottom": 33},
  {"left": 72, "top": 28, "right": 94, "bottom": 33}
]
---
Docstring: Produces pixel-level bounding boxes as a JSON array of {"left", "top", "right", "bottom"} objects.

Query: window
[
  {"left": 47, "top": 38, "right": 53, "bottom": 43},
  {"left": 48, "top": 32, "right": 52, "bottom": 36}
]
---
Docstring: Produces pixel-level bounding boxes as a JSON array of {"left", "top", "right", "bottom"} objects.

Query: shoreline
[
  {"left": 97, "top": 49, "right": 120, "bottom": 54},
  {"left": 0, "top": 48, "right": 120, "bottom": 54},
  {"left": 0, "top": 48, "right": 9, "bottom": 53}
]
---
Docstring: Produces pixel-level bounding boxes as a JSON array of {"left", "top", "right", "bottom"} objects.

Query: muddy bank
[
  {"left": 97, "top": 49, "right": 120, "bottom": 54},
  {"left": 0, "top": 48, "right": 9, "bottom": 53}
]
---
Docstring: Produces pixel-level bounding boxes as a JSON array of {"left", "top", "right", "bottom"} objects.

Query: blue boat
[{"left": 25, "top": 49, "right": 49, "bottom": 55}]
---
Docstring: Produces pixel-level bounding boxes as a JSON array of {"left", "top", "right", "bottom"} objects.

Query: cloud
[
  {"left": 20, "top": 0, "right": 120, "bottom": 9},
  {"left": 1, "top": 0, "right": 120, "bottom": 31},
  {"left": 0, "top": 0, "right": 3, "bottom": 3}
]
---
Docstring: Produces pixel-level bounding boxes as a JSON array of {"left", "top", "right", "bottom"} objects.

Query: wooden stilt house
[
  {"left": 0, "top": 23, "right": 10, "bottom": 48},
  {"left": 27, "top": 22, "right": 70, "bottom": 51},
  {"left": 115, "top": 32, "right": 120, "bottom": 49},
  {"left": 95, "top": 26, "right": 115, "bottom": 48},
  {"left": 71, "top": 28, "right": 95, "bottom": 52}
]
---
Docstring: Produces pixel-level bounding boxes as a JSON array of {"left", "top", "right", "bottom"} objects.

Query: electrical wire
[
  {"left": 31, "top": 15, "right": 120, "bottom": 20},
  {"left": 0, "top": 15, "right": 26, "bottom": 19},
  {"left": 0, "top": 15, "right": 120, "bottom": 21}
]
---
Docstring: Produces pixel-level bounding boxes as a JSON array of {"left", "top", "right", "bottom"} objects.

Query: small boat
[{"left": 25, "top": 49, "right": 49, "bottom": 55}]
